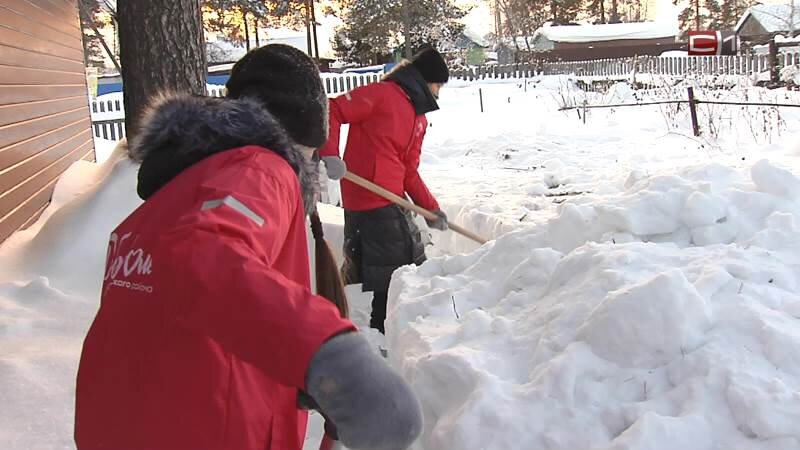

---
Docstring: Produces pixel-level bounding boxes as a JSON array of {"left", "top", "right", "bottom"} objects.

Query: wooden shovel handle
[{"left": 342, "top": 172, "right": 488, "bottom": 245}]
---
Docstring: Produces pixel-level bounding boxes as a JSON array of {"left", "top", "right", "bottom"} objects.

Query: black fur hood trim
[
  {"left": 128, "top": 94, "right": 319, "bottom": 213},
  {"left": 383, "top": 62, "right": 440, "bottom": 115}
]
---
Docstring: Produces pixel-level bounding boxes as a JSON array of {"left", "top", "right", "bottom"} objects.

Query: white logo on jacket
[{"left": 104, "top": 232, "right": 154, "bottom": 294}]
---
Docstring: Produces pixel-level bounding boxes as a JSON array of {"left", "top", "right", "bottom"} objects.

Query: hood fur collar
[{"left": 128, "top": 94, "right": 319, "bottom": 213}]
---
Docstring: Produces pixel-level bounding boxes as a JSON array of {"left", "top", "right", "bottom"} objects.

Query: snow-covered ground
[{"left": 4, "top": 76, "right": 800, "bottom": 449}]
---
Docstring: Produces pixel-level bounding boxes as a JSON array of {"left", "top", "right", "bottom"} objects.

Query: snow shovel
[{"left": 342, "top": 172, "right": 488, "bottom": 245}]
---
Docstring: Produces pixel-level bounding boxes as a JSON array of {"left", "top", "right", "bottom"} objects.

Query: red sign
[{"left": 688, "top": 31, "right": 738, "bottom": 56}]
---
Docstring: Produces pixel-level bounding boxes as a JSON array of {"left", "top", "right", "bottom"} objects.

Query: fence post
[
  {"left": 769, "top": 39, "right": 779, "bottom": 83},
  {"left": 687, "top": 87, "right": 700, "bottom": 137},
  {"left": 582, "top": 100, "right": 587, "bottom": 124}
]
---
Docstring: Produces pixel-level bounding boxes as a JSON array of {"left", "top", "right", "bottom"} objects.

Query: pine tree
[
  {"left": 333, "top": 0, "right": 466, "bottom": 65},
  {"left": 494, "top": 0, "right": 567, "bottom": 50},
  {"left": 117, "top": 0, "right": 207, "bottom": 137},
  {"left": 674, "top": 0, "right": 751, "bottom": 34},
  {"left": 549, "top": 0, "right": 582, "bottom": 24},
  {"left": 675, "top": 0, "right": 705, "bottom": 31},
  {"left": 706, "top": 0, "right": 723, "bottom": 29},
  {"left": 588, "top": 0, "right": 607, "bottom": 23},
  {"left": 720, "top": 0, "right": 755, "bottom": 29},
  {"left": 78, "top": 0, "right": 120, "bottom": 71},
  {"left": 202, "top": 0, "right": 306, "bottom": 50}
]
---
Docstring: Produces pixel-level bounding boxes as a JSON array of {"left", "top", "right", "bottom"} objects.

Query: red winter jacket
[
  {"left": 320, "top": 80, "right": 439, "bottom": 212},
  {"left": 75, "top": 142, "right": 355, "bottom": 449}
]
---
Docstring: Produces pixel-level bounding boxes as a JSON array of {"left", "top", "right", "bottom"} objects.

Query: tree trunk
[
  {"left": 504, "top": 10, "right": 520, "bottom": 52},
  {"left": 310, "top": 0, "right": 320, "bottom": 61},
  {"left": 254, "top": 18, "right": 260, "bottom": 48},
  {"left": 495, "top": 0, "right": 503, "bottom": 40},
  {"left": 404, "top": 0, "right": 412, "bottom": 59},
  {"left": 551, "top": 0, "right": 558, "bottom": 23},
  {"left": 599, "top": 0, "right": 605, "bottom": 23},
  {"left": 243, "top": 10, "right": 251, "bottom": 52},
  {"left": 305, "top": 0, "right": 313, "bottom": 56},
  {"left": 610, "top": 0, "right": 619, "bottom": 22},
  {"left": 117, "top": 0, "right": 206, "bottom": 139},
  {"left": 694, "top": 0, "right": 701, "bottom": 30}
]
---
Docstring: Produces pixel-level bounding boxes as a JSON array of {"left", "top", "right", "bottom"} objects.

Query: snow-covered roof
[
  {"left": 535, "top": 21, "right": 678, "bottom": 43},
  {"left": 462, "top": 26, "right": 490, "bottom": 47},
  {"left": 208, "top": 63, "right": 235, "bottom": 74},
  {"left": 736, "top": 3, "right": 800, "bottom": 34},
  {"left": 461, "top": 1, "right": 493, "bottom": 47}
]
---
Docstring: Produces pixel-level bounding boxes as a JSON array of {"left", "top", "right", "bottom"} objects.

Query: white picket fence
[
  {"left": 449, "top": 53, "right": 800, "bottom": 81},
  {"left": 541, "top": 54, "right": 785, "bottom": 78},
  {"left": 92, "top": 54, "right": 800, "bottom": 142},
  {"left": 91, "top": 73, "right": 383, "bottom": 142}
]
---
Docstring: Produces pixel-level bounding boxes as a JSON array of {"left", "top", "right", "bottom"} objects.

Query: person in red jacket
[
  {"left": 319, "top": 48, "right": 450, "bottom": 334},
  {"left": 75, "top": 45, "right": 422, "bottom": 450}
]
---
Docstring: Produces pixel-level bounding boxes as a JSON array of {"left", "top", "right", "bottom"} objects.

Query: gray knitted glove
[
  {"left": 322, "top": 156, "right": 347, "bottom": 180},
  {"left": 425, "top": 209, "right": 449, "bottom": 231},
  {"left": 306, "top": 333, "right": 422, "bottom": 450}
]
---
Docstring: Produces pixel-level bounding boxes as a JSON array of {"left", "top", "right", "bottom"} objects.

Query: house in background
[
  {"left": 445, "top": 28, "right": 491, "bottom": 66},
  {"left": 736, "top": 3, "right": 800, "bottom": 46},
  {"left": 526, "top": 21, "right": 681, "bottom": 61},
  {"left": 0, "top": 0, "right": 94, "bottom": 243}
]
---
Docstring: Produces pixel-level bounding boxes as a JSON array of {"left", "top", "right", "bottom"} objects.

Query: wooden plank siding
[{"left": 0, "top": 0, "right": 93, "bottom": 244}]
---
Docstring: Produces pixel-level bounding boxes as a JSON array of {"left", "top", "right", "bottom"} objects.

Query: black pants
[{"left": 341, "top": 205, "right": 426, "bottom": 333}]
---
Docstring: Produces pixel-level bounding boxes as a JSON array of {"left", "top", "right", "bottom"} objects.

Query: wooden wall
[{"left": 0, "top": 0, "right": 93, "bottom": 243}]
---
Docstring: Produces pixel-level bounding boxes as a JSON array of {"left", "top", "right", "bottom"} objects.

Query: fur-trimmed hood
[{"left": 128, "top": 94, "right": 319, "bottom": 212}]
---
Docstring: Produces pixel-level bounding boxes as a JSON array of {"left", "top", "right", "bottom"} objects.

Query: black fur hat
[
  {"left": 226, "top": 44, "right": 328, "bottom": 148},
  {"left": 411, "top": 48, "right": 449, "bottom": 83}
]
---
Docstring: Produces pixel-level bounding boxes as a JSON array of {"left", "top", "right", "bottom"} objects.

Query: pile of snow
[
  {"left": 603, "top": 82, "right": 637, "bottom": 104},
  {"left": 0, "top": 145, "right": 142, "bottom": 448},
  {"left": 376, "top": 78, "right": 800, "bottom": 449},
  {"left": 781, "top": 65, "right": 800, "bottom": 85},
  {"left": 387, "top": 159, "right": 800, "bottom": 449}
]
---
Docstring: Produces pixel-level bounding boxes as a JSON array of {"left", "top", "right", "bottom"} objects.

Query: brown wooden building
[
  {"left": 735, "top": 3, "right": 800, "bottom": 46},
  {"left": 0, "top": 0, "right": 93, "bottom": 243},
  {"left": 525, "top": 22, "right": 681, "bottom": 62}
]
